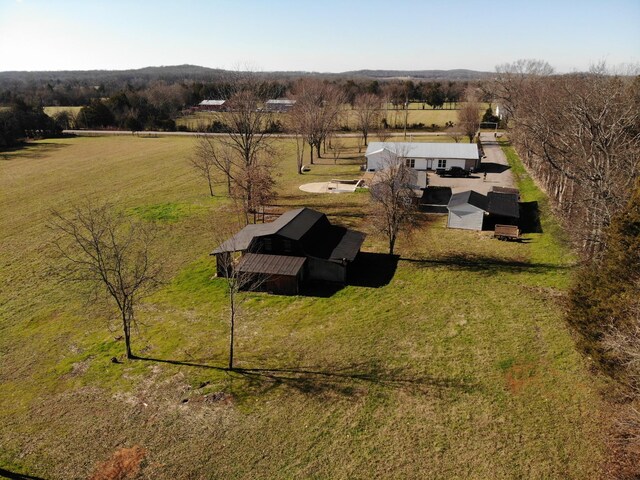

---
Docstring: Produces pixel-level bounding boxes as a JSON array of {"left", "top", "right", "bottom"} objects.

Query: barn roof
[
  {"left": 365, "top": 142, "right": 479, "bottom": 160},
  {"left": 265, "top": 99, "right": 296, "bottom": 105},
  {"left": 237, "top": 253, "right": 306, "bottom": 276},
  {"left": 277, "top": 208, "right": 325, "bottom": 240},
  {"left": 211, "top": 208, "right": 365, "bottom": 260},
  {"left": 199, "top": 99, "right": 226, "bottom": 106},
  {"left": 211, "top": 209, "right": 307, "bottom": 254},
  {"left": 330, "top": 229, "right": 366, "bottom": 262},
  {"left": 487, "top": 192, "right": 520, "bottom": 218},
  {"left": 448, "top": 190, "right": 488, "bottom": 211}
]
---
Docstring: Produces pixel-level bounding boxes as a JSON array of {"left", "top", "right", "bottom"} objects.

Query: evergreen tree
[{"left": 568, "top": 179, "right": 640, "bottom": 373}]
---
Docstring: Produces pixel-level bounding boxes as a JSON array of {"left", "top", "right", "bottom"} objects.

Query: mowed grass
[{"left": 0, "top": 135, "right": 604, "bottom": 479}]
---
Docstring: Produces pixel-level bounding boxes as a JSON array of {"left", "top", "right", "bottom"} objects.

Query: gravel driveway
[{"left": 427, "top": 133, "right": 516, "bottom": 194}]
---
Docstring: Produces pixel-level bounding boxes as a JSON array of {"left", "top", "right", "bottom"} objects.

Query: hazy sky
[{"left": 1, "top": 0, "right": 638, "bottom": 73}]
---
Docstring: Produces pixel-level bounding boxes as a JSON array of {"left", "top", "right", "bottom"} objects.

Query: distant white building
[
  {"left": 264, "top": 99, "right": 296, "bottom": 112},
  {"left": 365, "top": 142, "right": 480, "bottom": 176},
  {"left": 197, "top": 99, "right": 226, "bottom": 111}
]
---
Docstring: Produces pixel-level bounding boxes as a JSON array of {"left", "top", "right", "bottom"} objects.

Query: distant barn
[
  {"left": 197, "top": 100, "right": 226, "bottom": 111},
  {"left": 264, "top": 99, "right": 296, "bottom": 112}
]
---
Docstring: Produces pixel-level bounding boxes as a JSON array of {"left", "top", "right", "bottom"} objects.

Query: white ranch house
[{"left": 365, "top": 142, "right": 480, "bottom": 174}]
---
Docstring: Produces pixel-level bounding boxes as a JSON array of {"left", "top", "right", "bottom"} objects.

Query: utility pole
[{"left": 403, "top": 94, "right": 409, "bottom": 140}]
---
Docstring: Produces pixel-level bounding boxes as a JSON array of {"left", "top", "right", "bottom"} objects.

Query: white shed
[
  {"left": 447, "top": 190, "right": 488, "bottom": 230},
  {"left": 365, "top": 142, "right": 480, "bottom": 173}
]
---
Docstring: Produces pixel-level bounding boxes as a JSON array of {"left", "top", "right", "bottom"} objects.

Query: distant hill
[
  {"left": 338, "top": 69, "right": 493, "bottom": 80},
  {"left": 0, "top": 65, "right": 492, "bottom": 83}
]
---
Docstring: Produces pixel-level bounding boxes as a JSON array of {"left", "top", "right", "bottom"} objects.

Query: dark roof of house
[
  {"left": 421, "top": 186, "right": 453, "bottom": 206},
  {"left": 236, "top": 253, "right": 306, "bottom": 276},
  {"left": 487, "top": 192, "right": 520, "bottom": 218},
  {"left": 448, "top": 190, "right": 488, "bottom": 211}
]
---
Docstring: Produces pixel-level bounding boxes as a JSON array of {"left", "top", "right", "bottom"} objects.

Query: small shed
[{"left": 447, "top": 190, "right": 488, "bottom": 230}]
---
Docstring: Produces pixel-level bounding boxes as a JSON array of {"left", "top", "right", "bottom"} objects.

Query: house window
[
  {"left": 283, "top": 239, "right": 293, "bottom": 253},
  {"left": 263, "top": 238, "right": 273, "bottom": 252},
  {"left": 405, "top": 158, "right": 415, "bottom": 168},
  {"left": 437, "top": 159, "right": 447, "bottom": 169}
]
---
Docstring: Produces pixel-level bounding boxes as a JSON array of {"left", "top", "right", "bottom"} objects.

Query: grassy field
[
  {"left": 0, "top": 135, "right": 604, "bottom": 479},
  {"left": 177, "top": 103, "right": 489, "bottom": 132},
  {"left": 43, "top": 106, "right": 83, "bottom": 117}
]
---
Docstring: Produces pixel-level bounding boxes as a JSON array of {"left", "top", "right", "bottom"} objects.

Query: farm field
[
  {"left": 43, "top": 106, "right": 83, "bottom": 117},
  {"left": 176, "top": 102, "right": 490, "bottom": 132},
  {"left": 0, "top": 135, "right": 604, "bottom": 479}
]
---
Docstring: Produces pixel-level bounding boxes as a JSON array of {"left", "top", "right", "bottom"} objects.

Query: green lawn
[{"left": 0, "top": 135, "right": 604, "bottom": 479}]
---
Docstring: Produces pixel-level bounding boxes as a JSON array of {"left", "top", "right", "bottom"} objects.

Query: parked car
[{"left": 436, "top": 167, "right": 471, "bottom": 178}]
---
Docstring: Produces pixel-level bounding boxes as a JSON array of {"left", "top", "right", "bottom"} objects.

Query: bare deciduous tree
[
  {"left": 353, "top": 93, "right": 381, "bottom": 151},
  {"left": 447, "top": 128, "right": 464, "bottom": 143},
  {"left": 49, "top": 201, "right": 162, "bottom": 359},
  {"left": 492, "top": 61, "right": 640, "bottom": 253},
  {"left": 290, "top": 79, "right": 344, "bottom": 166},
  {"left": 369, "top": 149, "right": 419, "bottom": 255},
  {"left": 190, "top": 136, "right": 221, "bottom": 196},
  {"left": 457, "top": 88, "right": 481, "bottom": 143},
  {"left": 193, "top": 86, "right": 278, "bottom": 224},
  {"left": 330, "top": 138, "right": 343, "bottom": 164},
  {"left": 213, "top": 231, "right": 268, "bottom": 370}
]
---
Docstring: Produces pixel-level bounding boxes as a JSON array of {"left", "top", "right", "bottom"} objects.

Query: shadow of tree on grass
[{"left": 134, "top": 356, "right": 477, "bottom": 398}]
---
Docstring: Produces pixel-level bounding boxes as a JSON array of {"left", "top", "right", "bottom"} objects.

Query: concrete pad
[{"left": 299, "top": 182, "right": 330, "bottom": 193}]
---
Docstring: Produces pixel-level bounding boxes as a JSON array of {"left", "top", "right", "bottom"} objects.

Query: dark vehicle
[{"left": 436, "top": 166, "right": 471, "bottom": 178}]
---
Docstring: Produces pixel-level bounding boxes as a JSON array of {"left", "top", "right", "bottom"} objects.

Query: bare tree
[
  {"left": 457, "top": 88, "right": 481, "bottom": 143},
  {"left": 290, "top": 79, "right": 343, "bottom": 165},
  {"left": 294, "top": 132, "right": 306, "bottom": 174},
  {"left": 194, "top": 86, "right": 278, "bottom": 224},
  {"left": 213, "top": 232, "right": 268, "bottom": 370},
  {"left": 375, "top": 126, "right": 393, "bottom": 142},
  {"left": 190, "top": 136, "right": 220, "bottom": 196},
  {"left": 49, "top": 201, "right": 161, "bottom": 359},
  {"left": 353, "top": 93, "right": 381, "bottom": 150},
  {"left": 369, "top": 149, "right": 419, "bottom": 255},
  {"left": 447, "top": 128, "right": 464, "bottom": 143},
  {"left": 330, "top": 138, "right": 343, "bottom": 164},
  {"left": 193, "top": 135, "right": 234, "bottom": 195},
  {"left": 492, "top": 61, "right": 640, "bottom": 253}
]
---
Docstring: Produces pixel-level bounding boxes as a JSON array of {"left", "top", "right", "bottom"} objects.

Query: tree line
[{"left": 492, "top": 60, "right": 640, "bottom": 476}]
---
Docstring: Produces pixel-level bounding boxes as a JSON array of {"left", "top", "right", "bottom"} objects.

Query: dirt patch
[{"left": 504, "top": 363, "right": 538, "bottom": 395}]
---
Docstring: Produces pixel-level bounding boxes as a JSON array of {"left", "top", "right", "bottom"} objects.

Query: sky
[{"left": 0, "top": 0, "right": 639, "bottom": 73}]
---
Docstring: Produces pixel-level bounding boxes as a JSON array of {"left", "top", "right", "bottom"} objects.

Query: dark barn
[{"left": 211, "top": 208, "right": 365, "bottom": 294}]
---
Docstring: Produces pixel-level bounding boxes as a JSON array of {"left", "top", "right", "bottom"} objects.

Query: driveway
[{"left": 427, "top": 132, "right": 515, "bottom": 194}]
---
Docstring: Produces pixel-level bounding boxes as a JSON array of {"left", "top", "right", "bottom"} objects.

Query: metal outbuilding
[{"left": 447, "top": 190, "right": 489, "bottom": 230}]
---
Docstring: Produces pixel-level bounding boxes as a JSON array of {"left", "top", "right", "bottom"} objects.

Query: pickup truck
[
  {"left": 436, "top": 167, "right": 471, "bottom": 178},
  {"left": 494, "top": 224, "right": 520, "bottom": 241}
]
